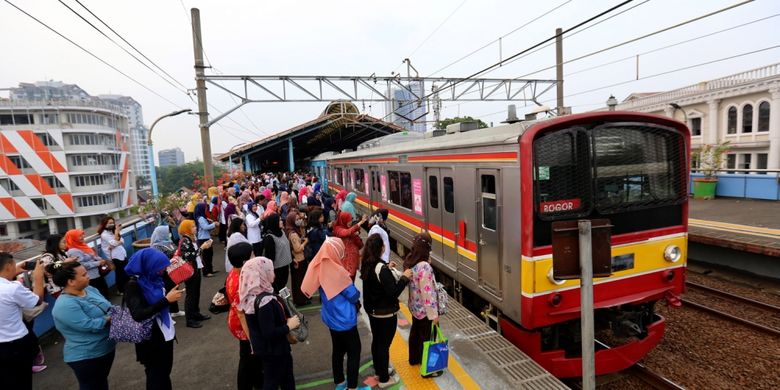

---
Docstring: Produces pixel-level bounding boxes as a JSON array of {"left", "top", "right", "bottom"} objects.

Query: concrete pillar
[
  {"left": 243, "top": 154, "right": 250, "bottom": 172},
  {"left": 768, "top": 88, "right": 780, "bottom": 169},
  {"left": 707, "top": 99, "right": 720, "bottom": 145},
  {"left": 49, "top": 219, "right": 58, "bottom": 235},
  {"left": 74, "top": 217, "right": 83, "bottom": 230},
  {"left": 6, "top": 222, "right": 20, "bottom": 239}
]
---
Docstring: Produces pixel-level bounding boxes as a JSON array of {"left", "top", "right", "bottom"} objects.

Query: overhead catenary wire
[
  {"left": 512, "top": 0, "right": 756, "bottom": 80},
  {"left": 427, "top": 0, "right": 573, "bottom": 77},
  {"left": 71, "top": 0, "right": 191, "bottom": 91},
  {"left": 56, "top": 0, "right": 189, "bottom": 95},
  {"left": 4, "top": 0, "right": 185, "bottom": 109}
]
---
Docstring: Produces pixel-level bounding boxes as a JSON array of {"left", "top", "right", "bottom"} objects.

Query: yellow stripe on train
[{"left": 521, "top": 235, "right": 687, "bottom": 295}]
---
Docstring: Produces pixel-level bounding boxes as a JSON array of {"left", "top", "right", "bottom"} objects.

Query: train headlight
[
  {"left": 547, "top": 267, "right": 566, "bottom": 285},
  {"left": 663, "top": 245, "right": 682, "bottom": 263}
]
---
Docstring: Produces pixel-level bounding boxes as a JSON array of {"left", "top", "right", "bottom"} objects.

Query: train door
[
  {"left": 369, "top": 165, "right": 380, "bottom": 212},
  {"left": 426, "top": 168, "right": 457, "bottom": 272},
  {"left": 477, "top": 169, "right": 502, "bottom": 297}
]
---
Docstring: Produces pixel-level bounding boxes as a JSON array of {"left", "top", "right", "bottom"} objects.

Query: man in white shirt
[{"left": 0, "top": 252, "right": 44, "bottom": 390}]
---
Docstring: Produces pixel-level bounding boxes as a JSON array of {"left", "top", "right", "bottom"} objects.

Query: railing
[
  {"left": 690, "top": 169, "right": 780, "bottom": 200},
  {"left": 619, "top": 63, "right": 780, "bottom": 109},
  {"left": 0, "top": 98, "right": 124, "bottom": 112},
  {"left": 19, "top": 214, "right": 157, "bottom": 337}
]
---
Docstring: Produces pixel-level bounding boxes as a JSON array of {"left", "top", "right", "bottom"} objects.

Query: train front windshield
[{"left": 532, "top": 122, "right": 688, "bottom": 246}]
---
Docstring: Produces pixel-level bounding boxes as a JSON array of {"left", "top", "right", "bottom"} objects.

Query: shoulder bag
[{"left": 108, "top": 289, "right": 153, "bottom": 343}]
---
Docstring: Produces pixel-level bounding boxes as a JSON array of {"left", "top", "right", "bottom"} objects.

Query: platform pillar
[
  {"left": 288, "top": 138, "right": 295, "bottom": 172},
  {"left": 706, "top": 99, "right": 720, "bottom": 146}
]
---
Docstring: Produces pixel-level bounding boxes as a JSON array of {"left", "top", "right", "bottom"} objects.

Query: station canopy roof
[{"left": 216, "top": 101, "right": 406, "bottom": 166}]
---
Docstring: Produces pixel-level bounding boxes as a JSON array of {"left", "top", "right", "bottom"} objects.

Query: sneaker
[
  {"left": 171, "top": 311, "right": 186, "bottom": 318},
  {"left": 33, "top": 348, "right": 44, "bottom": 365},
  {"left": 378, "top": 377, "right": 399, "bottom": 388},
  {"left": 32, "top": 365, "right": 47, "bottom": 373},
  {"left": 335, "top": 382, "right": 347, "bottom": 390},
  {"left": 388, "top": 366, "right": 395, "bottom": 376},
  {"left": 186, "top": 321, "right": 203, "bottom": 328}
]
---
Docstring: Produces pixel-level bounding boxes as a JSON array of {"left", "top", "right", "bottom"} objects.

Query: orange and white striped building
[{"left": 0, "top": 98, "right": 134, "bottom": 239}]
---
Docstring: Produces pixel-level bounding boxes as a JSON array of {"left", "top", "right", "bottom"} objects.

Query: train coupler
[{"left": 664, "top": 290, "right": 682, "bottom": 308}]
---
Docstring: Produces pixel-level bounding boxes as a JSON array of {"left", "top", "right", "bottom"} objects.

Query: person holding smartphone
[{"left": 177, "top": 220, "right": 213, "bottom": 328}]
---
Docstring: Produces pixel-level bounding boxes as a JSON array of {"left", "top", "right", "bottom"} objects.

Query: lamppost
[
  {"left": 606, "top": 95, "right": 618, "bottom": 111},
  {"left": 148, "top": 109, "right": 192, "bottom": 199},
  {"left": 228, "top": 142, "right": 244, "bottom": 172},
  {"left": 669, "top": 103, "right": 688, "bottom": 123}
]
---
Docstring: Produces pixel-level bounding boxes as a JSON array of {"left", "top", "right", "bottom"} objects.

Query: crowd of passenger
[{"left": 0, "top": 171, "right": 444, "bottom": 390}]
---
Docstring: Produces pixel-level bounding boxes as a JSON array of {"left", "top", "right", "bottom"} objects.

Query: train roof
[{"left": 326, "top": 120, "right": 535, "bottom": 161}]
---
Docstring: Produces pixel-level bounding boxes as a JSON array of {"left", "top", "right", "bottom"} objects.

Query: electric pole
[
  {"left": 555, "top": 27, "right": 564, "bottom": 114},
  {"left": 191, "top": 8, "right": 214, "bottom": 187}
]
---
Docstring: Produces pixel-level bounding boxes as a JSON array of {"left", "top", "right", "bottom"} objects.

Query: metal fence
[{"left": 690, "top": 169, "right": 780, "bottom": 200}]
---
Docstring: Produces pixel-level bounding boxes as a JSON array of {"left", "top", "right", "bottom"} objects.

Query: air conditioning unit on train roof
[{"left": 445, "top": 121, "right": 480, "bottom": 134}]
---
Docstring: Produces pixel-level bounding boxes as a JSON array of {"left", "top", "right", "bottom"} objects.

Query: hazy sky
[{"left": 1, "top": 0, "right": 778, "bottom": 162}]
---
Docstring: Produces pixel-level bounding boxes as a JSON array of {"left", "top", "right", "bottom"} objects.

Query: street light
[
  {"left": 148, "top": 109, "right": 192, "bottom": 199},
  {"left": 606, "top": 95, "right": 618, "bottom": 111},
  {"left": 669, "top": 103, "right": 688, "bottom": 123},
  {"left": 228, "top": 142, "right": 245, "bottom": 172}
]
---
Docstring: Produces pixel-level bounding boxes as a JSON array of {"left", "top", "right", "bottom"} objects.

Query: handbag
[
  {"left": 208, "top": 287, "right": 230, "bottom": 314},
  {"left": 420, "top": 324, "right": 449, "bottom": 376},
  {"left": 167, "top": 240, "right": 195, "bottom": 285},
  {"left": 108, "top": 304, "right": 153, "bottom": 343},
  {"left": 436, "top": 281, "right": 449, "bottom": 315}
]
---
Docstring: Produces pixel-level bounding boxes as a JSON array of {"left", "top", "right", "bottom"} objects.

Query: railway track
[
  {"left": 626, "top": 363, "right": 686, "bottom": 390},
  {"left": 683, "top": 281, "right": 780, "bottom": 337}
]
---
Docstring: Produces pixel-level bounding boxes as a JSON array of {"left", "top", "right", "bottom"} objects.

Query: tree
[
  {"left": 435, "top": 116, "right": 488, "bottom": 130},
  {"left": 135, "top": 175, "right": 149, "bottom": 189},
  {"left": 157, "top": 161, "right": 226, "bottom": 194}
]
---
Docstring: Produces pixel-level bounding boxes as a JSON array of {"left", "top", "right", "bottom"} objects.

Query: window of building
[
  {"left": 18, "top": 221, "right": 32, "bottom": 232},
  {"left": 387, "top": 171, "right": 412, "bottom": 209},
  {"left": 76, "top": 193, "right": 116, "bottom": 208},
  {"left": 689, "top": 117, "right": 702, "bottom": 136},
  {"left": 35, "top": 132, "right": 57, "bottom": 147},
  {"left": 757, "top": 153, "right": 768, "bottom": 174},
  {"left": 443, "top": 177, "right": 454, "bottom": 213},
  {"left": 428, "top": 176, "right": 438, "bottom": 209},
  {"left": 0, "top": 223, "right": 7, "bottom": 237},
  {"left": 740, "top": 154, "right": 751, "bottom": 170},
  {"left": 43, "top": 176, "right": 65, "bottom": 189},
  {"left": 481, "top": 175, "right": 497, "bottom": 230},
  {"left": 742, "top": 104, "right": 753, "bottom": 133},
  {"left": 727, "top": 107, "right": 737, "bottom": 134},
  {"left": 8, "top": 155, "right": 31, "bottom": 170},
  {"left": 726, "top": 154, "right": 736, "bottom": 174},
  {"left": 0, "top": 178, "right": 20, "bottom": 192},
  {"left": 758, "top": 101, "right": 770, "bottom": 132},
  {"left": 354, "top": 168, "right": 364, "bottom": 193},
  {"left": 41, "top": 113, "right": 59, "bottom": 125},
  {"left": 0, "top": 114, "right": 33, "bottom": 125},
  {"left": 31, "top": 198, "right": 47, "bottom": 211}
]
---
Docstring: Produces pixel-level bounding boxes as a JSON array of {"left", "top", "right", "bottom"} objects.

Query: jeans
[
  {"left": 143, "top": 340, "right": 173, "bottom": 390},
  {"left": 238, "top": 340, "right": 263, "bottom": 390},
  {"left": 0, "top": 332, "right": 37, "bottom": 390},
  {"left": 369, "top": 315, "right": 397, "bottom": 382},
  {"left": 329, "top": 326, "right": 361, "bottom": 388},
  {"left": 408, "top": 317, "right": 432, "bottom": 365},
  {"left": 67, "top": 350, "right": 115, "bottom": 390},
  {"left": 184, "top": 268, "right": 202, "bottom": 321}
]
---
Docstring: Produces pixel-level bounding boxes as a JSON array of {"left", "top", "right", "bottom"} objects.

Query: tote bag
[
  {"left": 420, "top": 324, "right": 449, "bottom": 376},
  {"left": 166, "top": 241, "right": 195, "bottom": 285}
]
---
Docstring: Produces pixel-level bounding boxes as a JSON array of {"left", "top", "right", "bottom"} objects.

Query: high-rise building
[
  {"left": 385, "top": 81, "right": 427, "bottom": 132},
  {"left": 99, "top": 95, "right": 151, "bottom": 187},
  {"left": 158, "top": 147, "right": 185, "bottom": 167},
  {"left": 0, "top": 84, "right": 134, "bottom": 240}
]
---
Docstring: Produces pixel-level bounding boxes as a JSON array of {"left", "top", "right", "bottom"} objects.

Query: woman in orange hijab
[{"left": 64, "top": 229, "right": 111, "bottom": 299}]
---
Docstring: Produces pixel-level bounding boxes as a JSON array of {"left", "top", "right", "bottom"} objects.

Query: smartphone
[{"left": 23, "top": 260, "right": 38, "bottom": 271}]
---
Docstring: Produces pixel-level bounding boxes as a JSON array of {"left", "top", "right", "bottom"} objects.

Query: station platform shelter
[{"left": 216, "top": 101, "right": 405, "bottom": 173}]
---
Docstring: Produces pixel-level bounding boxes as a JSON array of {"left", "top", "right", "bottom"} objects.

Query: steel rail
[
  {"left": 686, "top": 282, "right": 780, "bottom": 314},
  {"left": 627, "top": 363, "right": 687, "bottom": 390},
  {"left": 681, "top": 298, "right": 780, "bottom": 337}
]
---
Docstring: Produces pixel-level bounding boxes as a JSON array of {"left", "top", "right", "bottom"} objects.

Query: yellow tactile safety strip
[
  {"left": 393, "top": 304, "right": 481, "bottom": 390},
  {"left": 689, "top": 218, "right": 780, "bottom": 238}
]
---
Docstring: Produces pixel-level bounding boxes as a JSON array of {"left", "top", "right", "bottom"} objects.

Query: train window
[
  {"left": 443, "top": 177, "right": 454, "bottom": 213},
  {"left": 372, "top": 171, "right": 378, "bottom": 192},
  {"left": 592, "top": 124, "right": 686, "bottom": 213},
  {"left": 481, "top": 175, "right": 497, "bottom": 230},
  {"left": 429, "top": 176, "right": 439, "bottom": 209},
  {"left": 354, "top": 168, "right": 365, "bottom": 193},
  {"left": 388, "top": 170, "right": 413, "bottom": 209},
  {"left": 335, "top": 168, "right": 343, "bottom": 185},
  {"left": 533, "top": 129, "right": 592, "bottom": 220}
]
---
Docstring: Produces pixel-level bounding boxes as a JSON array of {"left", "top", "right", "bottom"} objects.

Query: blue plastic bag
[{"left": 421, "top": 323, "right": 448, "bottom": 376}]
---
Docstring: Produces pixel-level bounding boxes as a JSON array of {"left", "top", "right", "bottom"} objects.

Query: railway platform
[
  {"left": 32, "top": 239, "right": 566, "bottom": 389},
  {"left": 688, "top": 197, "right": 780, "bottom": 277}
]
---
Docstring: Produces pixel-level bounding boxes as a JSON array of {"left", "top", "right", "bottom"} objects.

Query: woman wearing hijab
[
  {"left": 281, "top": 197, "right": 298, "bottom": 222},
  {"left": 285, "top": 212, "right": 309, "bottom": 306},
  {"left": 125, "top": 249, "right": 185, "bottom": 390},
  {"left": 261, "top": 213, "right": 293, "bottom": 293},
  {"left": 224, "top": 217, "right": 249, "bottom": 274},
  {"left": 322, "top": 196, "right": 336, "bottom": 226},
  {"left": 300, "top": 238, "right": 364, "bottom": 390},
  {"left": 360, "top": 234, "right": 412, "bottom": 387},
  {"left": 367, "top": 209, "right": 391, "bottom": 264},
  {"left": 340, "top": 192, "right": 358, "bottom": 222},
  {"left": 331, "top": 212, "right": 367, "bottom": 281},
  {"left": 335, "top": 189, "right": 348, "bottom": 212},
  {"left": 306, "top": 192, "right": 322, "bottom": 213},
  {"left": 245, "top": 202, "right": 264, "bottom": 257},
  {"left": 403, "top": 232, "right": 441, "bottom": 374},
  {"left": 178, "top": 220, "right": 213, "bottom": 328},
  {"left": 65, "top": 229, "right": 111, "bottom": 299},
  {"left": 297, "top": 186, "right": 308, "bottom": 204},
  {"left": 279, "top": 192, "right": 289, "bottom": 213},
  {"left": 306, "top": 209, "right": 329, "bottom": 264},
  {"left": 186, "top": 193, "right": 200, "bottom": 217},
  {"left": 194, "top": 203, "right": 217, "bottom": 277},
  {"left": 262, "top": 188, "right": 273, "bottom": 203},
  {"left": 262, "top": 201, "right": 278, "bottom": 221},
  {"left": 240, "top": 257, "right": 299, "bottom": 390},
  {"left": 150, "top": 226, "right": 184, "bottom": 318}
]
